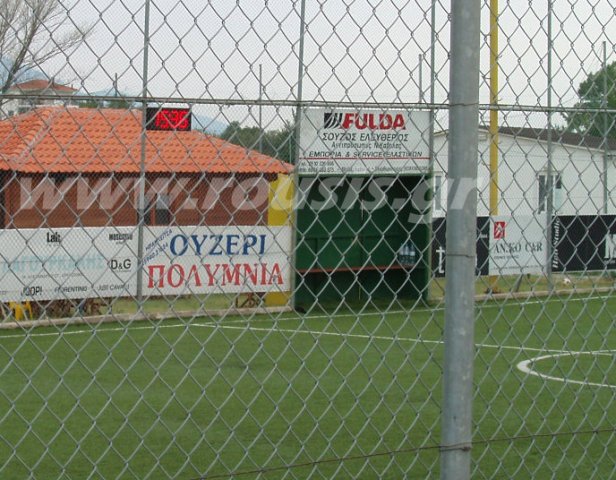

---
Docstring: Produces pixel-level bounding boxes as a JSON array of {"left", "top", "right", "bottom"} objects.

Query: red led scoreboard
[{"left": 145, "top": 107, "right": 191, "bottom": 131}]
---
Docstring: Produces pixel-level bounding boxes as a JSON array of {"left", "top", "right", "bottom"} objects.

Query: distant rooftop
[
  {"left": 491, "top": 126, "right": 616, "bottom": 151},
  {"left": 437, "top": 126, "right": 616, "bottom": 151},
  {"left": 7, "top": 79, "right": 77, "bottom": 94}
]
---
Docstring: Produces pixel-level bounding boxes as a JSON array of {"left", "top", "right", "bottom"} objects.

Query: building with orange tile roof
[
  {"left": 2, "top": 80, "right": 79, "bottom": 118},
  {"left": 0, "top": 107, "right": 293, "bottom": 229}
]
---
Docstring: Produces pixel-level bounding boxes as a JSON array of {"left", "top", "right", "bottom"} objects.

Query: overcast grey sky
[{"left": 45, "top": 0, "right": 615, "bottom": 128}]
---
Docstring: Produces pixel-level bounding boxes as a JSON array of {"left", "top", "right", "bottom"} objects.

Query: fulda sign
[
  {"left": 324, "top": 111, "right": 407, "bottom": 130},
  {"left": 298, "top": 108, "right": 430, "bottom": 176}
]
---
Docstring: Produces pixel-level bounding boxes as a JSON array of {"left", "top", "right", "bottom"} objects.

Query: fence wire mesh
[{"left": 0, "top": 0, "right": 615, "bottom": 478}]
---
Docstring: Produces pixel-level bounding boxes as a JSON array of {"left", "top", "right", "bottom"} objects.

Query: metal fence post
[
  {"left": 136, "top": 0, "right": 151, "bottom": 306},
  {"left": 546, "top": 0, "right": 555, "bottom": 288},
  {"left": 440, "top": 0, "right": 481, "bottom": 478}
]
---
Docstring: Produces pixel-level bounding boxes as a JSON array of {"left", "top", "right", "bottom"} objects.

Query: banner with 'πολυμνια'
[{"left": 0, "top": 225, "right": 292, "bottom": 302}]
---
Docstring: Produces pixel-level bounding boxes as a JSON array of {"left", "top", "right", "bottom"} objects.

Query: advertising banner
[
  {"left": 0, "top": 227, "right": 136, "bottom": 302},
  {"left": 433, "top": 215, "right": 616, "bottom": 278},
  {"left": 142, "top": 225, "right": 292, "bottom": 296},
  {"left": 551, "top": 215, "right": 616, "bottom": 271},
  {"left": 488, "top": 216, "right": 546, "bottom": 275},
  {"left": 606, "top": 232, "right": 616, "bottom": 269},
  {"left": 0, "top": 225, "right": 292, "bottom": 302},
  {"left": 298, "top": 108, "right": 431, "bottom": 176},
  {"left": 431, "top": 217, "right": 490, "bottom": 278}
]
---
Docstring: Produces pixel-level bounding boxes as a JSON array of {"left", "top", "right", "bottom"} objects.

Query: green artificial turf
[{"left": 0, "top": 293, "right": 614, "bottom": 479}]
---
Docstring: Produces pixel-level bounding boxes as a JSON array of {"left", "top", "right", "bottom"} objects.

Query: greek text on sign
[
  {"left": 0, "top": 225, "right": 292, "bottom": 302},
  {"left": 298, "top": 108, "right": 431, "bottom": 175}
]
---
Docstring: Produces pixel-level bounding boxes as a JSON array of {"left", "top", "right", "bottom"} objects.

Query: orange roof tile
[{"left": 0, "top": 107, "right": 293, "bottom": 175}]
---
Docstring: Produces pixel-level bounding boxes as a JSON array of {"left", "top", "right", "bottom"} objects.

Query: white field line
[
  {"left": 200, "top": 323, "right": 616, "bottom": 389},
  {"left": 0, "top": 316, "right": 595, "bottom": 356},
  {"left": 196, "top": 294, "right": 616, "bottom": 332},
  {"left": 0, "top": 321, "right": 190, "bottom": 339},
  {"left": 197, "top": 293, "right": 615, "bottom": 328},
  {"left": 2, "top": 308, "right": 614, "bottom": 388},
  {"left": 0, "top": 294, "right": 612, "bottom": 352},
  {"left": 193, "top": 323, "right": 605, "bottom": 356},
  {"left": 516, "top": 351, "right": 616, "bottom": 389}
]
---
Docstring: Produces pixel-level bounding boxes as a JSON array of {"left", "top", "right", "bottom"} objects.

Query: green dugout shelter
[{"left": 294, "top": 175, "right": 431, "bottom": 306}]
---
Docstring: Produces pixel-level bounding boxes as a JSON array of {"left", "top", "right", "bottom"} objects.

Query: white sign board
[
  {"left": 142, "top": 225, "right": 292, "bottom": 297},
  {"left": 489, "top": 216, "right": 546, "bottom": 275},
  {"left": 297, "top": 108, "right": 430, "bottom": 175},
  {"left": 0, "top": 225, "right": 292, "bottom": 302}
]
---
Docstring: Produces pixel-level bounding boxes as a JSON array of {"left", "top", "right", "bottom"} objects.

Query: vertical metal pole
[
  {"left": 487, "top": 0, "right": 500, "bottom": 293},
  {"left": 489, "top": 0, "right": 499, "bottom": 217},
  {"left": 259, "top": 63, "right": 263, "bottom": 154},
  {"left": 423, "top": 2, "right": 437, "bottom": 304},
  {"left": 419, "top": 54, "right": 424, "bottom": 103},
  {"left": 294, "top": 0, "right": 306, "bottom": 161},
  {"left": 546, "top": 0, "right": 554, "bottom": 288},
  {"left": 136, "top": 0, "right": 151, "bottom": 306},
  {"left": 603, "top": 42, "right": 609, "bottom": 215},
  {"left": 440, "top": 0, "right": 480, "bottom": 478},
  {"left": 289, "top": 0, "right": 306, "bottom": 309}
]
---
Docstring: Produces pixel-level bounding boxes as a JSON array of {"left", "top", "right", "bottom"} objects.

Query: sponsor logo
[
  {"left": 436, "top": 245, "right": 446, "bottom": 274},
  {"left": 324, "top": 112, "right": 344, "bottom": 129},
  {"left": 324, "top": 111, "right": 406, "bottom": 130},
  {"left": 552, "top": 218, "right": 561, "bottom": 269},
  {"left": 54, "top": 285, "right": 88, "bottom": 293},
  {"left": 109, "top": 258, "right": 133, "bottom": 271},
  {"left": 493, "top": 221, "right": 506, "bottom": 240},
  {"left": 109, "top": 233, "right": 134, "bottom": 242},
  {"left": 22, "top": 285, "right": 42, "bottom": 296},
  {"left": 46, "top": 231, "right": 61, "bottom": 243},
  {"left": 605, "top": 234, "right": 616, "bottom": 262}
]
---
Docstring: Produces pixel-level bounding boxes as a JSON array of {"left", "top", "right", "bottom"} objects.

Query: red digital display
[{"left": 145, "top": 107, "right": 191, "bottom": 131}]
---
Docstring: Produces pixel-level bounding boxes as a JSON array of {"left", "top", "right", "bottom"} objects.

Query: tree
[
  {"left": 0, "top": 0, "right": 91, "bottom": 95},
  {"left": 78, "top": 97, "right": 134, "bottom": 110},
  {"left": 220, "top": 121, "right": 296, "bottom": 164},
  {"left": 564, "top": 61, "right": 616, "bottom": 140}
]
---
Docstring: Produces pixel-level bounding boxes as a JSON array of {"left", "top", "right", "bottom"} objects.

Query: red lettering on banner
[
  {"left": 222, "top": 264, "right": 241, "bottom": 286},
  {"left": 167, "top": 264, "right": 185, "bottom": 288},
  {"left": 187, "top": 265, "right": 202, "bottom": 287},
  {"left": 147, "top": 265, "right": 165, "bottom": 288},
  {"left": 244, "top": 264, "right": 259, "bottom": 284},
  {"left": 269, "top": 263, "right": 284, "bottom": 285},
  {"left": 340, "top": 113, "right": 407, "bottom": 130},
  {"left": 147, "top": 263, "right": 284, "bottom": 290},
  {"left": 342, "top": 113, "right": 356, "bottom": 129},
  {"left": 203, "top": 264, "right": 221, "bottom": 286}
]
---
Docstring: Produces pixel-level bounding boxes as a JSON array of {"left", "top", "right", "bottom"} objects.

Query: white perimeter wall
[{"left": 431, "top": 131, "right": 616, "bottom": 218}]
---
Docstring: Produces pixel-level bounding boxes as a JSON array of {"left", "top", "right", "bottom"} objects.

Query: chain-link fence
[{"left": 0, "top": 0, "right": 614, "bottom": 478}]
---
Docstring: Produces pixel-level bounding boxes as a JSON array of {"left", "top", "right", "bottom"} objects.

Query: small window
[
  {"left": 50, "top": 173, "right": 69, "bottom": 184},
  {"left": 538, "top": 173, "right": 562, "bottom": 213},
  {"left": 145, "top": 193, "right": 171, "bottom": 225}
]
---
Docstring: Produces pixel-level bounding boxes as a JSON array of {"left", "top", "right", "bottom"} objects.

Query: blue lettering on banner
[
  {"left": 167, "top": 234, "right": 268, "bottom": 257},
  {"left": 170, "top": 235, "right": 189, "bottom": 256},
  {"left": 209, "top": 235, "right": 224, "bottom": 255},
  {"left": 1, "top": 254, "right": 105, "bottom": 274}
]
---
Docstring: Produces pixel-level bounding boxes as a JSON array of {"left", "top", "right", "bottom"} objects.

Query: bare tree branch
[{"left": 0, "top": 0, "right": 92, "bottom": 95}]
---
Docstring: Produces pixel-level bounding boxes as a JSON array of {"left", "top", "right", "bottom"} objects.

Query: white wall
[{"left": 431, "top": 131, "right": 615, "bottom": 218}]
